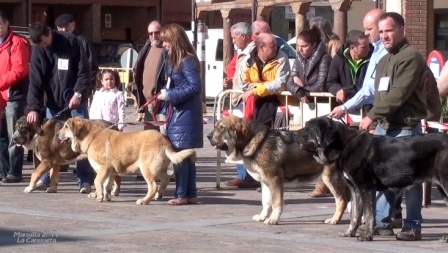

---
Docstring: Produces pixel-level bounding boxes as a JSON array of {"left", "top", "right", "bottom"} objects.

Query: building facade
[{"left": 2, "top": 0, "right": 192, "bottom": 45}]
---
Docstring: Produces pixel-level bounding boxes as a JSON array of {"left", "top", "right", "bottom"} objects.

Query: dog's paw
[
  {"left": 88, "top": 193, "right": 97, "bottom": 198},
  {"left": 24, "top": 186, "right": 34, "bottom": 193},
  {"left": 357, "top": 234, "right": 373, "bottom": 242},
  {"left": 136, "top": 198, "right": 149, "bottom": 205},
  {"left": 153, "top": 192, "right": 163, "bottom": 201},
  {"left": 104, "top": 193, "right": 111, "bottom": 202},
  {"left": 263, "top": 218, "right": 278, "bottom": 225},
  {"left": 45, "top": 187, "right": 57, "bottom": 193},
  {"left": 339, "top": 230, "right": 356, "bottom": 237},
  {"left": 324, "top": 218, "right": 339, "bottom": 225},
  {"left": 111, "top": 189, "right": 119, "bottom": 196},
  {"left": 439, "top": 235, "right": 448, "bottom": 243},
  {"left": 252, "top": 214, "right": 267, "bottom": 222}
]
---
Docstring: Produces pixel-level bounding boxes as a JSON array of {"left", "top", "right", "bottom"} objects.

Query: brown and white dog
[
  {"left": 12, "top": 116, "right": 118, "bottom": 193},
  {"left": 207, "top": 115, "right": 350, "bottom": 225}
]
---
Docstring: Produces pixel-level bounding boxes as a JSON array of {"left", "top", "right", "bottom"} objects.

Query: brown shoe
[
  {"left": 226, "top": 178, "right": 260, "bottom": 188},
  {"left": 309, "top": 180, "right": 329, "bottom": 198}
]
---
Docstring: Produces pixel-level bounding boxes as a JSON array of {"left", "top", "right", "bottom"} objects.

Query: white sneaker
[
  {"left": 79, "top": 183, "right": 91, "bottom": 194},
  {"left": 36, "top": 180, "right": 50, "bottom": 190}
]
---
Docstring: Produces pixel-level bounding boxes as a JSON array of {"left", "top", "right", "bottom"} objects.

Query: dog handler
[
  {"left": 359, "top": 12, "right": 427, "bottom": 241},
  {"left": 26, "top": 22, "right": 96, "bottom": 194}
]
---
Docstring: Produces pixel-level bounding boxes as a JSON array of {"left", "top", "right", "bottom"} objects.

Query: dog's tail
[{"left": 164, "top": 146, "right": 196, "bottom": 164}]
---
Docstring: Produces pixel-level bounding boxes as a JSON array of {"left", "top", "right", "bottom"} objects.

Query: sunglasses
[{"left": 148, "top": 31, "right": 160, "bottom": 36}]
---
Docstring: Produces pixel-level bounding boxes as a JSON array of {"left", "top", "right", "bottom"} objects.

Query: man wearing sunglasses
[
  {"left": 134, "top": 20, "right": 166, "bottom": 132},
  {"left": 133, "top": 20, "right": 167, "bottom": 181}
]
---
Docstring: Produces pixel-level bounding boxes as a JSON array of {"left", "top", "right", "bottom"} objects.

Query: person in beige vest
[
  {"left": 134, "top": 20, "right": 166, "bottom": 132},
  {"left": 133, "top": 20, "right": 167, "bottom": 181}
]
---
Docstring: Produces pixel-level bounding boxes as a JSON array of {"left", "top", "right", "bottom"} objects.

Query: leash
[
  {"left": 107, "top": 92, "right": 173, "bottom": 129},
  {"left": 52, "top": 107, "right": 70, "bottom": 119}
]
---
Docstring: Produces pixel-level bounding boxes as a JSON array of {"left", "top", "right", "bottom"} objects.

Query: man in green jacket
[{"left": 359, "top": 12, "right": 426, "bottom": 241}]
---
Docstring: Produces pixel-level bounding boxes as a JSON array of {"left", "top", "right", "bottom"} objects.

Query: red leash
[{"left": 139, "top": 92, "right": 173, "bottom": 126}]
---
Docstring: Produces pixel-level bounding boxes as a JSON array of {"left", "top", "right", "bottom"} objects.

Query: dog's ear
[
  {"left": 68, "top": 118, "right": 84, "bottom": 136},
  {"left": 234, "top": 120, "right": 247, "bottom": 142},
  {"left": 316, "top": 121, "right": 338, "bottom": 149},
  {"left": 220, "top": 124, "right": 230, "bottom": 139}
]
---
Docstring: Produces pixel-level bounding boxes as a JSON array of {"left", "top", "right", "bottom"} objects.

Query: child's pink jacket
[{"left": 89, "top": 87, "right": 126, "bottom": 130}]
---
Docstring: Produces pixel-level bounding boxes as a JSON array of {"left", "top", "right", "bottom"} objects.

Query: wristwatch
[
  {"left": 74, "top": 92, "right": 82, "bottom": 98},
  {"left": 341, "top": 105, "right": 348, "bottom": 114}
]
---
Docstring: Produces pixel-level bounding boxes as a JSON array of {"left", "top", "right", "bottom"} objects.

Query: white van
[{"left": 187, "top": 29, "right": 297, "bottom": 99}]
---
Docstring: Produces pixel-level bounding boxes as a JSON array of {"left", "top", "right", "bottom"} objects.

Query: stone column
[
  {"left": 257, "top": 6, "right": 272, "bottom": 23},
  {"left": 330, "top": 0, "right": 352, "bottom": 45},
  {"left": 290, "top": 2, "right": 312, "bottom": 43},
  {"left": 221, "top": 9, "right": 233, "bottom": 72},
  {"left": 91, "top": 4, "right": 102, "bottom": 43}
]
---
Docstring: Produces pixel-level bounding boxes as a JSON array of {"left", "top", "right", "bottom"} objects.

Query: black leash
[{"left": 52, "top": 107, "right": 70, "bottom": 119}]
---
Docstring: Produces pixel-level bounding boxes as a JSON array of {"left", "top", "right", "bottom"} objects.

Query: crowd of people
[
  {"left": 1, "top": 7, "right": 447, "bottom": 241},
  {"left": 222, "top": 9, "right": 446, "bottom": 242}
]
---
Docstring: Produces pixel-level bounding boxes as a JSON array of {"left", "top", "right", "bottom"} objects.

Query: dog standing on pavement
[
  {"left": 57, "top": 117, "right": 196, "bottom": 204},
  {"left": 207, "top": 115, "right": 350, "bottom": 225},
  {"left": 295, "top": 116, "right": 448, "bottom": 242},
  {"left": 12, "top": 116, "right": 120, "bottom": 194}
]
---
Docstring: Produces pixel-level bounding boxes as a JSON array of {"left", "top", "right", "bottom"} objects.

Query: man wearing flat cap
[{"left": 55, "top": 14, "right": 98, "bottom": 93}]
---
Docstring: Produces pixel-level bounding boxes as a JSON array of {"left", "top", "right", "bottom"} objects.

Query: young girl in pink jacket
[{"left": 89, "top": 70, "right": 126, "bottom": 131}]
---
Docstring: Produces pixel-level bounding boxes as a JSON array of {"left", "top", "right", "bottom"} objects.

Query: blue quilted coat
[{"left": 164, "top": 55, "right": 204, "bottom": 149}]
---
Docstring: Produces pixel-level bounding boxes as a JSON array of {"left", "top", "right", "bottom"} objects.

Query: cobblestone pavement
[{"left": 0, "top": 107, "right": 447, "bottom": 252}]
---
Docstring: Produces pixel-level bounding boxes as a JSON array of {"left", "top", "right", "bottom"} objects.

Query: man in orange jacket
[{"left": 0, "top": 10, "right": 31, "bottom": 183}]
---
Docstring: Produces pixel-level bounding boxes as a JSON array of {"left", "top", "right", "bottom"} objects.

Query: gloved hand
[{"left": 157, "top": 89, "right": 168, "bottom": 101}]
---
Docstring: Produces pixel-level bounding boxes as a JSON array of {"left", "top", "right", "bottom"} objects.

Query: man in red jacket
[{"left": 0, "top": 11, "right": 30, "bottom": 183}]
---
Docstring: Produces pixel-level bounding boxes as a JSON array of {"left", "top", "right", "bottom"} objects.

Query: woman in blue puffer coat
[{"left": 158, "top": 23, "right": 204, "bottom": 205}]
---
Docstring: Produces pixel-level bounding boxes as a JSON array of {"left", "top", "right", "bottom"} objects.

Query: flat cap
[{"left": 55, "top": 14, "right": 74, "bottom": 27}]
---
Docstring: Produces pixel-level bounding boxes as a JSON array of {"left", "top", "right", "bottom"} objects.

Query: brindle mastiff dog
[
  {"left": 12, "top": 116, "right": 119, "bottom": 194},
  {"left": 207, "top": 115, "right": 350, "bottom": 225},
  {"left": 295, "top": 116, "right": 448, "bottom": 242}
]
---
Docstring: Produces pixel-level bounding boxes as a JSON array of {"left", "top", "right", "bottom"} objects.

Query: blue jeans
[
  {"left": 173, "top": 152, "right": 197, "bottom": 199},
  {"left": 237, "top": 164, "right": 255, "bottom": 182},
  {"left": 39, "top": 103, "right": 95, "bottom": 187},
  {"left": 0, "top": 100, "right": 26, "bottom": 179},
  {"left": 375, "top": 124, "right": 423, "bottom": 230}
]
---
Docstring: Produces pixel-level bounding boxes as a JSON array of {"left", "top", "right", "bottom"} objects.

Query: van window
[
  {"left": 216, "top": 39, "right": 223, "bottom": 61},
  {"left": 276, "top": 37, "right": 297, "bottom": 59}
]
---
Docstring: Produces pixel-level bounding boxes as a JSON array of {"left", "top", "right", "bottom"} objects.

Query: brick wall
[{"left": 402, "top": 0, "right": 433, "bottom": 57}]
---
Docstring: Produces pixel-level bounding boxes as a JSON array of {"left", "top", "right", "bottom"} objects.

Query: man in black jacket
[
  {"left": 54, "top": 14, "right": 98, "bottom": 174},
  {"left": 326, "top": 30, "right": 373, "bottom": 113},
  {"left": 27, "top": 22, "right": 95, "bottom": 194},
  {"left": 55, "top": 14, "right": 98, "bottom": 95}
]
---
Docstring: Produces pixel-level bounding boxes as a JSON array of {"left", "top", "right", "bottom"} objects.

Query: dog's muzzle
[{"left": 207, "top": 131, "right": 229, "bottom": 151}]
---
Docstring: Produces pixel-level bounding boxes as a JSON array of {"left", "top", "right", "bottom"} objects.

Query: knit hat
[{"left": 55, "top": 14, "right": 74, "bottom": 27}]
